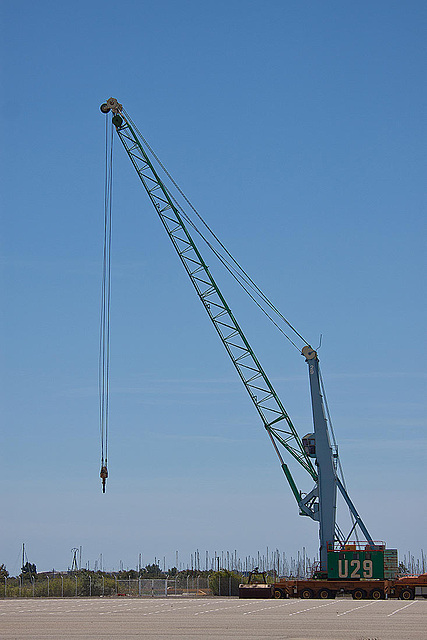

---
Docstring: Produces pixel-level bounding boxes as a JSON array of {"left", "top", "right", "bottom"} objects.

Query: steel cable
[
  {"left": 122, "top": 110, "right": 309, "bottom": 351},
  {"left": 99, "top": 117, "right": 113, "bottom": 483}
]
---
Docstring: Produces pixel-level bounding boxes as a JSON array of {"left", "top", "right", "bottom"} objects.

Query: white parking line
[
  {"left": 119, "top": 601, "right": 217, "bottom": 617},
  {"left": 197, "top": 602, "right": 254, "bottom": 615},
  {"left": 387, "top": 601, "right": 417, "bottom": 617},
  {"left": 336, "top": 601, "right": 377, "bottom": 617},
  {"left": 289, "top": 601, "right": 336, "bottom": 616},
  {"left": 243, "top": 602, "right": 296, "bottom": 615}
]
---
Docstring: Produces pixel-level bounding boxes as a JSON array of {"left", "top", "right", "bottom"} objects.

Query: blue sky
[{"left": 1, "top": 0, "right": 426, "bottom": 574}]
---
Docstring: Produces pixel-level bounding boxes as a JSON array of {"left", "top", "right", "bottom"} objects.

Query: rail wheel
[
  {"left": 370, "top": 589, "right": 384, "bottom": 600},
  {"left": 400, "top": 588, "right": 414, "bottom": 600},
  {"left": 318, "top": 588, "right": 331, "bottom": 599},
  {"left": 301, "top": 588, "right": 314, "bottom": 599},
  {"left": 352, "top": 588, "right": 366, "bottom": 600}
]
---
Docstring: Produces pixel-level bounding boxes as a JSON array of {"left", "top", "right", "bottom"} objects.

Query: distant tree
[
  {"left": 209, "top": 570, "right": 240, "bottom": 596},
  {"left": 79, "top": 571, "right": 91, "bottom": 596},
  {"left": 21, "top": 562, "right": 37, "bottom": 580},
  {"left": 0, "top": 564, "right": 9, "bottom": 579},
  {"left": 128, "top": 569, "right": 139, "bottom": 579},
  {"left": 117, "top": 569, "right": 139, "bottom": 580},
  {"left": 140, "top": 563, "right": 165, "bottom": 578},
  {"left": 78, "top": 570, "right": 104, "bottom": 596}
]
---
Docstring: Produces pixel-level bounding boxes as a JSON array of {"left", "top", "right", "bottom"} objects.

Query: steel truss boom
[{"left": 101, "top": 98, "right": 316, "bottom": 494}]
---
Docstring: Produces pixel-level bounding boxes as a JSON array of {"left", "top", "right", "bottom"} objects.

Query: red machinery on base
[{"left": 239, "top": 568, "right": 427, "bottom": 601}]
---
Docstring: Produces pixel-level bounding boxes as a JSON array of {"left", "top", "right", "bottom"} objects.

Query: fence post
[
  {"left": 47, "top": 575, "right": 49, "bottom": 597},
  {"left": 115, "top": 576, "right": 117, "bottom": 595},
  {"left": 61, "top": 575, "right": 64, "bottom": 597},
  {"left": 75, "top": 575, "right": 78, "bottom": 597},
  {"left": 164, "top": 579, "right": 167, "bottom": 597},
  {"left": 218, "top": 573, "right": 221, "bottom": 596},
  {"left": 197, "top": 575, "right": 199, "bottom": 595},
  {"left": 89, "top": 575, "right": 92, "bottom": 597},
  {"left": 32, "top": 577, "right": 35, "bottom": 597},
  {"left": 102, "top": 575, "right": 105, "bottom": 596},
  {"left": 229, "top": 575, "right": 231, "bottom": 596},
  {"left": 151, "top": 579, "right": 154, "bottom": 598},
  {"left": 4, "top": 576, "right": 6, "bottom": 598},
  {"left": 19, "top": 576, "right": 22, "bottom": 597},
  {"left": 186, "top": 575, "right": 189, "bottom": 594}
]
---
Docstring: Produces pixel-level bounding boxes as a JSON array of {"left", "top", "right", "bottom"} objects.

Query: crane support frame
[
  {"left": 304, "top": 349, "right": 337, "bottom": 569},
  {"left": 101, "top": 98, "right": 378, "bottom": 569}
]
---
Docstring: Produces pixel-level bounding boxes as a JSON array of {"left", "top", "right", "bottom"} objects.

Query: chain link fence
[
  {"left": 1, "top": 574, "right": 214, "bottom": 598},
  {"left": 112, "top": 575, "right": 212, "bottom": 597}
]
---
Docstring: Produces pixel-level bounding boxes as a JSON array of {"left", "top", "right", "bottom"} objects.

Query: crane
[{"left": 99, "top": 97, "right": 378, "bottom": 571}]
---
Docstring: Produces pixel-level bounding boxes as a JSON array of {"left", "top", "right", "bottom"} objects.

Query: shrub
[{"left": 208, "top": 570, "right": 240, "bottom": 596}]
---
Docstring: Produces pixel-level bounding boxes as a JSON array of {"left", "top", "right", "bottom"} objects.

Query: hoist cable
[
  {"left": 99, "top": 119, "right": 107, "bottom": 463},
  {"left": 99, "top": 117, "right": 113, "bottom": 491},
  {"left": 318, "top": 365, "right": 346, "bottom": 488},
  {"left": 124, "top": 109, "right": 307, "bottom": 346},
  {"left": 122, "top": 110, "right": 310, "bottom": 350},
  {"left": 174, "top": 204, "right": 302, "bottom": 350},
  {"left": 177, "top": 206, "right": 309, "bottom": 348}
]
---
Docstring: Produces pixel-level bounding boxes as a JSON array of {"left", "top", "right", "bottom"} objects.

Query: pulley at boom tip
[
  {"left": 100, "top": 97, "right": 123, "bottom": 114},
  {"left": 302, "top": 345, "right": 317, "bottom": 361},
  {"left": 100, "top": 99, "right": 123, "bottom": 128}
]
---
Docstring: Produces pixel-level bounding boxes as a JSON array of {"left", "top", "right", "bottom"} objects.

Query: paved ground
[{"left": 0, "top": 596, "right": 425, "bottom": 639}]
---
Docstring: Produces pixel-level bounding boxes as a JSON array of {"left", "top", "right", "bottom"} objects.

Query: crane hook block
[{"left": 100, "top": 465, "right": 108, "bottom": 493}]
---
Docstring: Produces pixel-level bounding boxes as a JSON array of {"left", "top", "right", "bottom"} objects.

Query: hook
[{"left": 100, "top": 466, "right": 108, "bottom": 493}]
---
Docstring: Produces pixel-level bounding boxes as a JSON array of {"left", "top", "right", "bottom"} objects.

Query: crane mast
[
  {"left": 100, "top": 97, "right": 376, "bottom": 570},
  {"left": 302, "top": 346, "right": 337, "bottom": 569}
]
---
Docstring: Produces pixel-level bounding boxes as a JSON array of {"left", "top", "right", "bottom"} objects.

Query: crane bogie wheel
[
  {"left": 400, "top": 588, "right": 414, "bottom": 601},
  {"left": 352, "top": 588, "right": 366, "bottom": 600},
  {"left": 318, "top": 588, "right": 331, "bottom": 599},
  {"left": 370, "top": 589, "right": 384, "bottom": 600},
  {"left": 100, "top": 103, "right": 111, "bottom": 114},
  {"left": 301, "top": 588, "right": 314, "bottom": 599},
  {"left": 273, "top": 588, "right": 284, "bottom": 599}
]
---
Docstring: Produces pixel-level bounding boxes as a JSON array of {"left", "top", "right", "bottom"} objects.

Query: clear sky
[{"left": 1, "top": 0, "right": 426, "bottom": 574}]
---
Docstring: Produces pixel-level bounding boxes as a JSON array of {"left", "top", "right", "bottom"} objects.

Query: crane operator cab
[{"left": 302, "top": 433, "right": 316, "bottom": 458}]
